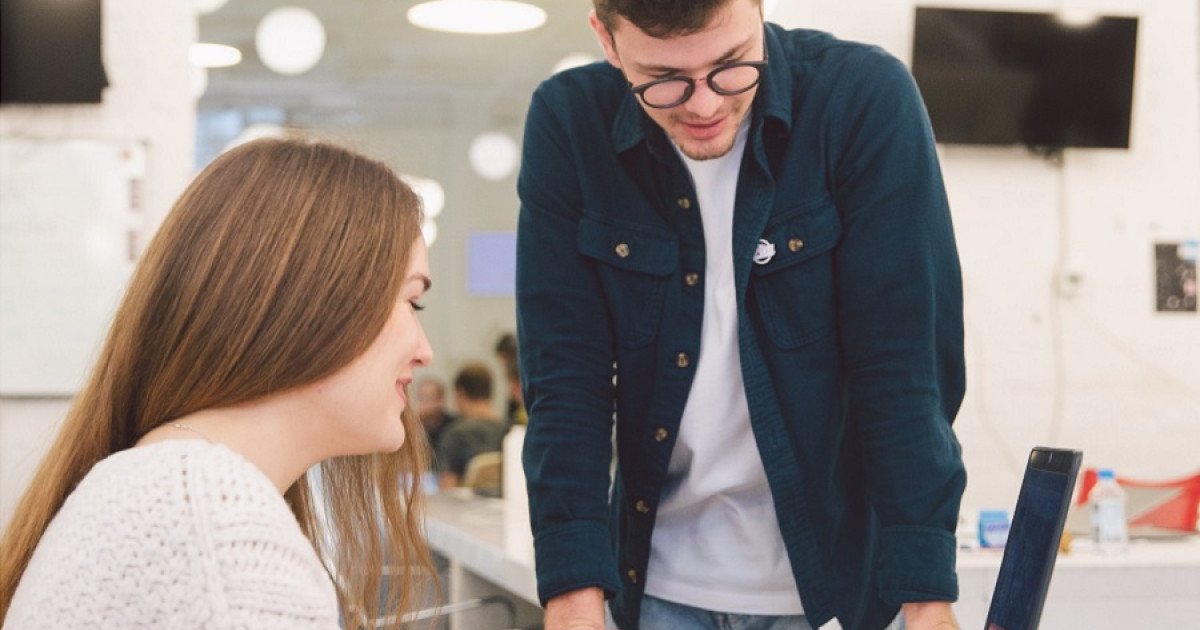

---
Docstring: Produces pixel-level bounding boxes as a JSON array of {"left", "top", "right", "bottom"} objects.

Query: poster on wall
[{"left": 1155, "top": 240, "right": 1198, "bottom": 313}]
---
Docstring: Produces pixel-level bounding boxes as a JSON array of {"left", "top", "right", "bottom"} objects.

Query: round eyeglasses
[{"left": 627, "top": 55, "right": 768, "bottom": 109}]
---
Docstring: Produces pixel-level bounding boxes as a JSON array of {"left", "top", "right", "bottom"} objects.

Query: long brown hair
[{"left": 0, "top": 138, "right": 434, "bottom": 627}]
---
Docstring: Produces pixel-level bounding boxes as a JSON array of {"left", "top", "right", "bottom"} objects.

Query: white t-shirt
[
  {"left": 5, "top": 440, "right": 340, "bottom": 629},
  {"left": 644, "top": 119, "right": 803, "bottom": 615}
]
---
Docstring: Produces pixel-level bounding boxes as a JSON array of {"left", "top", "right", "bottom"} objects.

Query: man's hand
[
  {"left": 902, "top": 601, "right": 959, "bottom": 630},
  {"left": 544, "top": 587, "right": 607, "bottom": 630}
]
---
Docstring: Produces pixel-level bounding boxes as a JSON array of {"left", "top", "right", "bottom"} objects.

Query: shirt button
[
  {"left": 684, "top": 272, "right": 700, "bottom": 286},
  {"left": 654, "top": 427, "right": 669, "bottom": 442},
  {"left": 677, "top": 197, "right": 692, "bottom": 210},
  {"left": 615, "top": 243, "right": 630, "bottom": 258},
  {"left": 788, "top": 238, "right": 804, "bottom": 252},
  {"left": 635, "top": 499, "right": 650, "bottom": 513},
  {"left": 627, "top": 569, "right": 638, "bottom": 583},
  {"left": 675, "top": 352, "right": 689, "bottom": 368}
]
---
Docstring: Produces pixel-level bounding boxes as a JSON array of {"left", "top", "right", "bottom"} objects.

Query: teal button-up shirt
[{"left": 516, "top": 23, "right": 966, "bottom": 630}]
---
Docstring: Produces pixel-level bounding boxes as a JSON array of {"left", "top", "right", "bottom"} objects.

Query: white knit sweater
[{"left": 4, "top": 440, "right": 340, "bottom": 629}]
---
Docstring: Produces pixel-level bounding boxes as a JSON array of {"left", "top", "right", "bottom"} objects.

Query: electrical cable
[{"left": 1047, "top": 149, "right": 1068, "bottom": 447}]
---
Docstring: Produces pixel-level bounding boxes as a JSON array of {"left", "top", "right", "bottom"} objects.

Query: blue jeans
[
  {"left": 637, "top": 595, "right": 813, "bottom": 630},
  {"left": 630, "top": 595, "right": 907, "bottom": 630}
]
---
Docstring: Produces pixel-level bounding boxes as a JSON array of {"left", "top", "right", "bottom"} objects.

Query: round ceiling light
[
  {"left": 256, "top": 7, "right": 327, "bottom": 76},
  {"left": 422, "top": 219, "right": 439, "bottom": 247},
  {"left": 403, "top": 175, "right": 446, "bottom": 219},
  {"left": 189, "top": 43, "right": 242, "bottom": 68},
  {"left": 469, "top": 132, "right": 520, "bottom": 181},
  {"left": 407, "top": 0, "right": 547, "bottom": 35}
]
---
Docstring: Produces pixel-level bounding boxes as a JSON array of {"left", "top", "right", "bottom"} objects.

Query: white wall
[
  {"left": 774, "top": 0, "right": 1200, "bottom": 512},
  {"left": 1, "top": 0, "right": 1196, "bottom": 531},
  {"left": 0, "top": 0, "right": 196, "bottom": 528}
]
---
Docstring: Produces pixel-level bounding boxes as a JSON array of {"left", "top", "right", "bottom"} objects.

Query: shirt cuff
[
  {"left": 533, "top": 520, "right": 621, "bottom": 606},
  {"left": 876, "top": 525, "right": 959, "bottom": 606}
]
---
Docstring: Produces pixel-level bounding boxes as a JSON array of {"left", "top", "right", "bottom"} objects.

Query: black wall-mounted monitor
[
  {"left": 910, "top": 7, "right": 1138, "bottom": 150},
  {"left": 1, "top": 0, "right": 108, "bottom": 104}
]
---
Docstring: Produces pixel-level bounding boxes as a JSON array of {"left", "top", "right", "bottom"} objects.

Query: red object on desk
[{"left": 1076, "top": 469, "right": 1200, "bottom": 532}]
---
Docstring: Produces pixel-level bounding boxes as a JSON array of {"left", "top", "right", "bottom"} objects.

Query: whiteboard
[{"left": 0, "top": 138, "right": 145, "bottom": 396}]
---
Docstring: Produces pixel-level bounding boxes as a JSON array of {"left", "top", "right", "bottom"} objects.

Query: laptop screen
[{"left": 986, "top": 447, "right": 1081, "bottom": 630}]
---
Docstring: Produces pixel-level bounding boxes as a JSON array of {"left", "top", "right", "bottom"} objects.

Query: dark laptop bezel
[{"left": 985, "top": 446, "right": 1082, "bottom": 630}]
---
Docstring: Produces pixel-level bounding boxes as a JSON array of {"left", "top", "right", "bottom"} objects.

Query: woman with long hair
[{"left": 1, "top": 138, "right": 435, "bottom": 628}]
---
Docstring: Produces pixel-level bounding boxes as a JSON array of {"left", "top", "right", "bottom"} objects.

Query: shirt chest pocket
[
  {"left": 578, "top": 217, "right": 678, "bottom": 348},
  {"left": 749, "top": 202, "right": 842, "bottom": 349}
]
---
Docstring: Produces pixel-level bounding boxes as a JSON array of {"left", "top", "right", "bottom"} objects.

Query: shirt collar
[
  {"left": 758, "top": 22, "right": 794, "bottom": 139},
  {"left": 610, "top": 22, "right": 795, "bottom": 155},
  {"left": 611, "top": 84, "right": 646, "bottom": 154}
]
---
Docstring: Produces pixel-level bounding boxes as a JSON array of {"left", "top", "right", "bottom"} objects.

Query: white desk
[
  {"left": 423, "top": 490, "right": 542, "bottom": 629},
  {"left": 956, "top": 537, "right": 1200, "bottom": 629},
  {"left": 423, "top": 492, "right": 1200, "bottom": 629}
]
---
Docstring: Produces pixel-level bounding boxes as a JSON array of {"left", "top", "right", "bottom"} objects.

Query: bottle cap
[{"left": 1098, "top": 468, "right": 1116, "bottom": 480}]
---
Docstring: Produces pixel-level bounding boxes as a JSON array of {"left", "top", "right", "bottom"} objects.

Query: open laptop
[{"left": 984, "top": 447, "right": 1082, "bottom": 630}]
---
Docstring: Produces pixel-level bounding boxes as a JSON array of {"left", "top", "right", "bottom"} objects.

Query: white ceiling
[{"left": 197, "top": 1, "right": 602, "bottom": 130}]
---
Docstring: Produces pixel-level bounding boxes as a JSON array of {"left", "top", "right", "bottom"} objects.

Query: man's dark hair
[
  {"left": 454, "top": 363, "right": 493, "bottom": 401},
  {"left": 594, "top": 0, "right": 760, "bottom": 38},
  {"left": 494, "top": 333, "right": 519, "bottom": 380}
]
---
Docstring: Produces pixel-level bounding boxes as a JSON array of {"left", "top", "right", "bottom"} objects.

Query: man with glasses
[{"left": 516, "top": 0, "right": 965, "bottom": 628}]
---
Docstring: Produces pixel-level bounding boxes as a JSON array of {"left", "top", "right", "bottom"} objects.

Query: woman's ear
[{"left": 588, "top": 10, "right": 622, "bottom": 69}]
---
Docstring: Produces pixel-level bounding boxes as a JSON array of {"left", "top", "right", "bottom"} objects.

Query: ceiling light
[
  {"left": 403, "top": 175, "right": 446, "bottom": 219},
  {"left": 553, "top": 53, "right": 598, "bottom": 74},
  {"left": 195, "top": 0, "right": 229, "bottom": 15},
  {"left": 469, "top": 132, "right": 520, "bottom": 181},
  {"left": 256, "top": 7, "right": 327, "bottom": 76},
  {"left": 407, "top": 0, "right": 547, "bottom": 35},
  {"left": 422, "top": 219, "right": 439, "bottom": 246},
  {"left": 1056, "top": 9, "right": 1101, "bottom": 28},
  {"left": 189, "top": 43, "right": 242, "bottom": 68}
]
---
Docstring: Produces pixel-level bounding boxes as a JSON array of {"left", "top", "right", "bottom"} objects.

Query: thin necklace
[{"left": 170, "top": 422, "right": 212, "bottom": 442}]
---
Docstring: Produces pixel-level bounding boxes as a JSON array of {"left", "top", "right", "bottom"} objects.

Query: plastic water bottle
[{"left": 1090, "top": 468, "right": 1129, "bottom": 553}]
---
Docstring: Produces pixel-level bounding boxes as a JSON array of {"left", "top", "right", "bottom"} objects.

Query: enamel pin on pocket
[{"left": 754, "top": 239, "right": 776, "bottom": 265}]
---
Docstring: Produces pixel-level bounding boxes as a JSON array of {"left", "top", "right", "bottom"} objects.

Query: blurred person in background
[
  {"left": 416, "top": 376, "right": 456, "bottom": 461},
  {"left": 436, "top": 362, "right": 509, "bottom": 489},
  {"left": 494, "top": 332, "right": 527, "bottom": 426}
]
